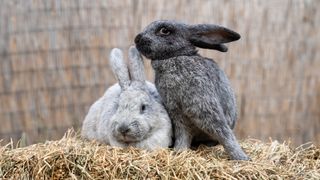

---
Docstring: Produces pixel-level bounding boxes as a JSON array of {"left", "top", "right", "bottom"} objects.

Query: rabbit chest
[{"left": 152, "top": 56, "right": 218, "bottom": 108}]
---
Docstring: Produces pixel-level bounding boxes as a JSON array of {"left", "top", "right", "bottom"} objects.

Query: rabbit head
[
  {"left": 109, "top": 46, "right": 166, "bottom": 143},
  {"left": 134, "top": 20, "right": 241, "bottom": 60}
]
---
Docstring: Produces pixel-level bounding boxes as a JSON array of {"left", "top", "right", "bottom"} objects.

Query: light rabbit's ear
[
  {"left": 188, "top": 24, "right": 240, "bottom": 52},
  {"left": 109, "top": 48, "right": 130, "bottom": 89},
  {"left": 128, "top": 46, "right": 146, "bottom": 85}
]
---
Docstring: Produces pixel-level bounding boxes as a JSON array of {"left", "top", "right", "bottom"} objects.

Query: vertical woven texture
[{"left": 0, "top": 0, "right": 319, "bottom": 145}]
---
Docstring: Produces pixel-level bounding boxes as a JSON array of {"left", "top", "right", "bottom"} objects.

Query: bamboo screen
[{"left": 0, "top": 0, "right": 319, "bottom": 146}]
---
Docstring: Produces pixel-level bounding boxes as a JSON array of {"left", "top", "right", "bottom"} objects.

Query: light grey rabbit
[
  {"left": 134, "top": 20, "right": 249, "bottom": 160},
  {"left": 81, "top": 46, "right": 172, "bottom": 150}
]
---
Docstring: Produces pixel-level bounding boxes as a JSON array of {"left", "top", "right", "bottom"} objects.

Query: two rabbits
[
  {"left": 81, "top": 46, "right": 172, "bottom": 150},
  {"left": 82, "top": 20, "right": 249, "bottom": 160}
]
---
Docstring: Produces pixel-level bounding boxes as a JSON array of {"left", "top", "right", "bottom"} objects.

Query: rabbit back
[
  {"left": 152, "top": 56, "right": 236, "bottom": 128},
  {"left": 81, "top": 83, "right": 121, "bottom": 143}
]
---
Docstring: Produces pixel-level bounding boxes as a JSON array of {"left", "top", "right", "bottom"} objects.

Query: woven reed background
[{"left": 0, "top": 0, "right": 319, "bottom": 146}]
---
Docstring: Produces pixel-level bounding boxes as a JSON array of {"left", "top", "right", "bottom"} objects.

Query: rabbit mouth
[
  {"left": 136, "top": 44, "right": 152, "bottom": 57},
  {"left": 117, "top": 134, "right": 143, "bottom": 143},
  {"left": 135, "top": 39, "right": 153, "bottom": 58}
]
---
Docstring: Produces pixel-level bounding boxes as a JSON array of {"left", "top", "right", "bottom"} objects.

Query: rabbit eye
[
  {"left": 140, "top": 104, "right": 146, "bottom": 114},
  {"left": 159, "top": 27, "right": 171, "bottom": 35}
]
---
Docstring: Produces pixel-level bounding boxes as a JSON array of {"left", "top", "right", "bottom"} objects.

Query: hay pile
[{"left": 1, "top": 131, "right": 319, "bottom": 179}]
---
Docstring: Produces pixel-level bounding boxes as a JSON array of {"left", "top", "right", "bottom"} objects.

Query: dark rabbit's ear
[{"left": 188, "top": 24, "right": 240, "bottom": 52}]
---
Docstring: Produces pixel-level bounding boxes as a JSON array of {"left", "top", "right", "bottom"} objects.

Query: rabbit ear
[
  {"left": 188, "top": 24, "right": 240, "bottom": 52},
  {"left": 128, "top": 46, "right": 146, "bottom": 85},
  {"left": 109, "top": 48, "right": 130, "bottom": 89}
]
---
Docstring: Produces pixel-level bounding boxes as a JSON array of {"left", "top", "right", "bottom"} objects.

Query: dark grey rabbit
[{"left": 134, "top": 20, "right": 249, "bottom": 160}]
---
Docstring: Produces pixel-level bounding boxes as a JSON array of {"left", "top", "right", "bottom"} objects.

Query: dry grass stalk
[{"left": 0, "top": 130, "right": 319, "bottom": 179}]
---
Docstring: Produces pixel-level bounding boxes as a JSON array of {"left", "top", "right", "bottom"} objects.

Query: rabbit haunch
[
  {"left": 81, "top": 47, "right": 172, "bottom": 150},
  {"left": 135, "top": 20, "right": 249, "bottom": 160}
]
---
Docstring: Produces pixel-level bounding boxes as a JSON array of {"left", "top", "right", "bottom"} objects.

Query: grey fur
[
  {"left": 109, "top": 48, "right": 130, "bottom": 89},
  {"left": 81, "top": 46, "right": 172, "bottom": 150},
  {"left": 134, "top": 20, "right": 249, "bottom": 160},
  {"left": 128, "top": 46, "right": 145, "bottom": 84}
]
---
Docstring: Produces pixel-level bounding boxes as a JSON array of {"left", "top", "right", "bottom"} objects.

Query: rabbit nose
[
  {"left": 118, "top": 125, "right": 130, "bottom": 135},
  {"left": 134, "top": 33, "right": 142, "bottom": 44}
]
